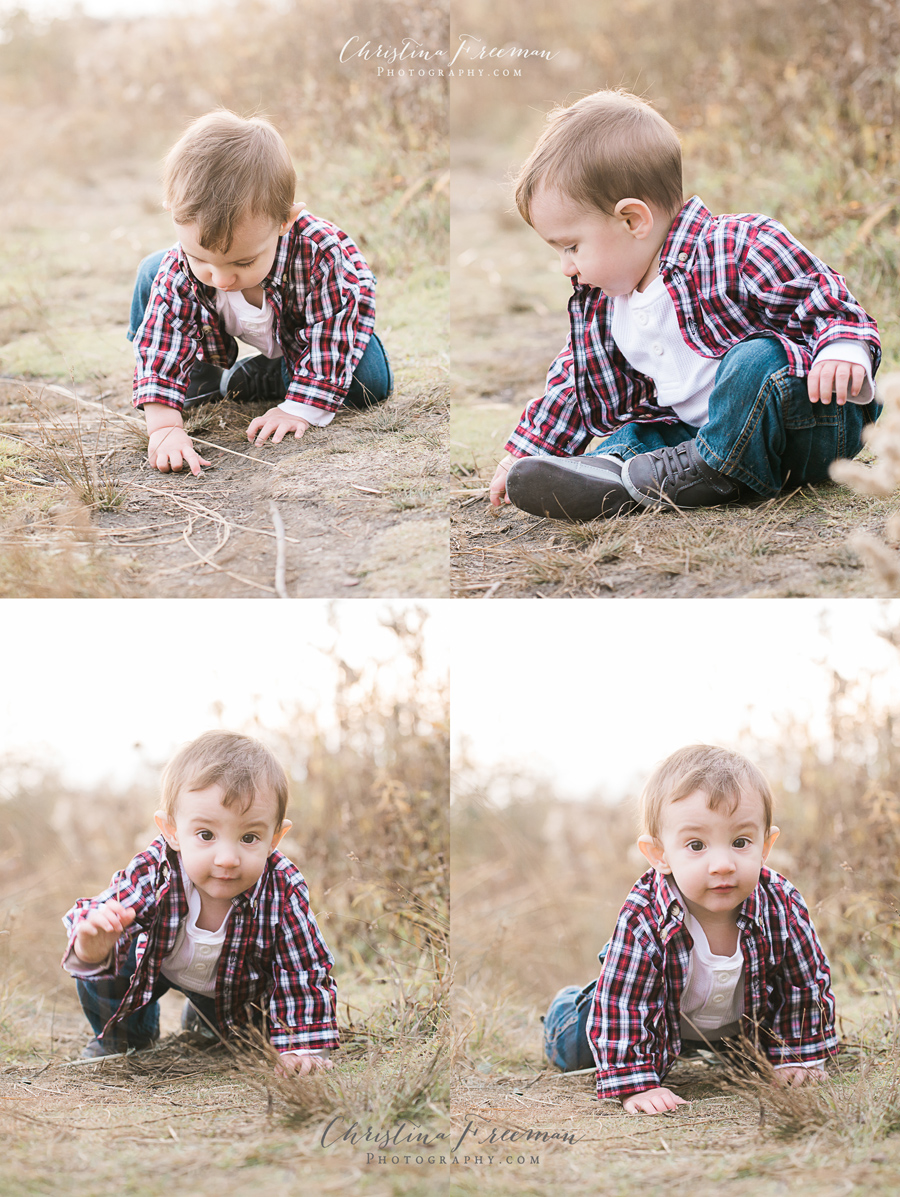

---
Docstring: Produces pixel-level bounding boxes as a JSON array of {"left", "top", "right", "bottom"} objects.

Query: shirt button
[
  {"left": 637, "top": 312, "right": 648, "bottom": 326},
  {"left": 713, "top": 994, "right": 726, "bottom": 1004},
  {"left": 652, "top": 343, "right": 664, "bottom": 356},
  {"left": 717, "top": 972, "right": 730, "bottom": 983},
  {"left": 678, "top": 252, "right": 688, "bottom": 262}
]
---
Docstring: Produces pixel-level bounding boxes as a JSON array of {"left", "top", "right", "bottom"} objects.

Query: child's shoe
[
  {"left": 181, "top": 999, "right": 218, "bottom": 1041},
  {"left": 183, "top": 361, "right": 225, "bottom": 410},
  {"left": 81, "top": 1031, "right": 158, "bottom": 1058},
  {"left": 622, "top": 439, "right": 742, "bottom": 509},
  {"left": 220, "top": 355, "right": 287, "bottom": 405},
  {"left": 505, "top": 453, "right": 640, "bottom": 521}
]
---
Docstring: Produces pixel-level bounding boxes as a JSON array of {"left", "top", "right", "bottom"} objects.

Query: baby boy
[
  {"left": 130, "top": 110, "right": 392, "bottom": 476},
  {"left": 491, "top": 90, "right": 880, "bottom": 521},
  {"left": 543, "top": 745, "right": 836, "bottom": 1111},
  {"left": 62, "top": 731, "right": 337, "bottom": 1071}
]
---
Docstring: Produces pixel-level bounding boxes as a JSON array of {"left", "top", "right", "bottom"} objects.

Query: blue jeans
[
  {"left": 76, "top": 939, "right": 222, "bottom": 1051},
  {"left": 128, "top": 249, "right": 393, "bottom": 408},
  {"left": 590, "top": 336, "right": 878, "bottom": 498}
]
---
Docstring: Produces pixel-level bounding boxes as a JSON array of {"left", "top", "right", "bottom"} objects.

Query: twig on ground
[{"left": 269, "top": 501, "right": 288, "bottom": 598}]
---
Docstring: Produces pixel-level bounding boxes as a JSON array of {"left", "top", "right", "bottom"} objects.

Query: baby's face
[
  {"left": 651, "top": 788, "right": 778, "bottom": 920},
  {"left": 156, "top": 784, "right": 288, "bottom": 904},
  {"left": 529, "top": 185, "right": 659, "bottom": 296},
  {"left": 174, "top": 208, "right": 296, "bottom": 294}
]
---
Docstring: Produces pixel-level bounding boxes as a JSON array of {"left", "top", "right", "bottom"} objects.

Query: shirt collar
[
  {"left": 648, "top": 869, "right": 686, "bottom": 931},
  {"left": 659, "top": 195, "right": 712, "bottom": 274}
]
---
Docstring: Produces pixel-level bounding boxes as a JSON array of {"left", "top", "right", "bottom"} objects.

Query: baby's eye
[
  {"left": 241, "top": 833, "right": 260, "bottom": 845},
  {"left": 733, "top": 837, "right": 750, "bottom": 848},
  {"left": 687, "top": 840, "right": 705, "bottom": 852},
  {"left": 235, "top": 259, "right": 256, "bottom": 268},
  {"left": 197, "top": 830, "right": 214, "bottom": 842},
  {"left": 563, "top": 244, "right": 577, "bottom": 254}
]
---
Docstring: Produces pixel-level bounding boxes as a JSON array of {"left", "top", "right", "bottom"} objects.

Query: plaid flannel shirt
[
  {"left": 506, "top": 195, "right": 881, "bottom": 457},
  {"left": 62, "top": 836, "right": 338, "bottom": 1054},
  {"left": 133, "top": 209, "right": 376, "bottom": 416},
  {"left": 587, "top": 867, "right": 837, "bottom": 1101}
]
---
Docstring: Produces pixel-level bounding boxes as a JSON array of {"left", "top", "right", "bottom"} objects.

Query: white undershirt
[
  {"left": 610, "top": 275, "right": 875, "bottom": 427},
  {"left": 214, "top": 288, "right": 336, "bottom": 428},
  {"left": 158, "top": 866, "right": 229, "bottom": 995},
  {"left": 680, "top": 908, "right": 744, "bottom": 1040}
]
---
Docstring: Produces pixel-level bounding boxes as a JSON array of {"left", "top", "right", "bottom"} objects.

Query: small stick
[
  {"left": 190, "top": 437, "right": 282, "bottom": 468},
  {"left": 349, "top": 483, "right": 385, "bottom": 495},
  {"left": 269, "top": 502, "right": 288, "bottom": 598},
  {"left": 552, "top": 1066, "right": 596, "bottom": 1077}
]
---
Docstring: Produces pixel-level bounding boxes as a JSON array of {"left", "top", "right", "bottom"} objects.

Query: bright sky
[
  {"left": 0, "top": 0, "right": 212, "bottom": 17},
  {"left": 452, "top": 599, "right": 900, "bottom": 801},
  {"left": 1, "top": 599, "right": 449, "bottom": 789}
]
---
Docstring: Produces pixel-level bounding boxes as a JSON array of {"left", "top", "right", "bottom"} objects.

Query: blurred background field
[
  {"left": 450, "top": 0, "right": 900, "bottom": 598},
  {"left": 0, "top": 601, "right": 449, "bottom": 1195},
  {"left": 451, "top": 599, "right": 900, "bottom": 1196},
  {"left": 0, "top": 0, "right": 449, "bottom": 597}
]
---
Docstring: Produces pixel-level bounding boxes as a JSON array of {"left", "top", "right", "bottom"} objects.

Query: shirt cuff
[
  {"left": 812, "top": 340, "right": 874, "bottom": 405},
  {"left": 279, "top": 1047, "right": 332, "bottom": 1058},
  {"left": 772, "top": 1060, "right": 826, "bottom": 1070},
  {"left": 278, "top": 398, "right": 336, "bottom": 426},
  {"left": 63, "top": 946, "right": 112, "bottom": 977}
]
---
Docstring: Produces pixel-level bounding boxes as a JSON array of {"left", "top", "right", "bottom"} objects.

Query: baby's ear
[
  {"left": 154, "top": 811, "right": 179, "bottom": 849},
  {"left": 637, "top": 834, "right": 671, "bottom": 873},
  {"left": 270, "top": 818, "right": 293, "bottom": 850}
]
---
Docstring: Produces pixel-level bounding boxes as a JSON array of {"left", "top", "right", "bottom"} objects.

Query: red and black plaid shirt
[
  {"left": 62, "top": 837, "right": 338, "bottom": 1054},
  {"left": 506, "top": 196, "right": 881, "bottom": 457},
  {"left": 587, "top": 867, "right": 837, "bottom": 1101},
  {"left": 133, "top": 209, "right": 376, "bottom": 416}
]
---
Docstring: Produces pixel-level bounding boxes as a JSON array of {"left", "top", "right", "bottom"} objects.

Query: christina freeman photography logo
[
  {"left": 340, "top": 33, "right": 560, "bottom": 79},
  {"left": 319, "top": 1116, "right": 584, "bottom": 1167}
]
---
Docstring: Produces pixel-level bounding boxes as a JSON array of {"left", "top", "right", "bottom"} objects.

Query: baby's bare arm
[{"left": 72, "top": 900, "right": 136, "bottom": 965}]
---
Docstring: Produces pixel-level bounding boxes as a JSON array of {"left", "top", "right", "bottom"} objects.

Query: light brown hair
[
  {"left": 640, "top": 744, "right": 774, "bottom": 838},
  {"left": 160, "top": 731, "right": 289, "bottom": 826},
  {"left": 163, "top": 110, "right": 295, "bottom": 253},
  {"left": 515, "top": 89, "right": 683, "bottom": 224}
]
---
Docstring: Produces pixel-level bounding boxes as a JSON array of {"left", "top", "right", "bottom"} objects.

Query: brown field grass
[
  {"left": 0, "top": 0, "right": 449, "bottom": 597},
  {"left": 0, "top": 612, "right": 449, "bottom": 1194},
  {"left": 450, "top": 637, "right": 900, "bottom": 1193},
  {"left": 450, "top": 0, "right": 900, "bottom": 599}
]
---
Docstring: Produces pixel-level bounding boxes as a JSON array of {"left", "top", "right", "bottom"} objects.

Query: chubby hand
[
  {"left": 147, "top": 426, "right": 210, "bottom": 476},
  {"left": 807, "top": 359, "right": 865, "bottom": 406},
  {"left": 73, "top": 900, "right": 136, "bottom": 965},
  {"left": 774, "top": 1065, "right": 826, "bottom": 1088},
  {"left": 276, "top": 1052, "right": 334, "bottom": 1077},
  {"left": 246, "top": 409, "right": 311, "bottom": 446},
  {"left": 622, "top": 1086, "right": 688, "bottom": 1115},
  {"left": 489, "top": 456, "right": 514, "bottom": 507}
]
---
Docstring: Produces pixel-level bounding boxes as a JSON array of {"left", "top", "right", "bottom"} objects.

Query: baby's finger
[
  {"left": 851, "top": 364, "right": 865, "bottom": 397},
  {"left": 832, "top": 362, "right": 851, "bottom": 405},
  {"left": 246, "top": 417, "right": 264, "bottom": 441},
  {"left": 293, "top": 424, "right": 308, "bottom": 440},
  {"left": 271, "top": 424, "right": 288, "bottom": 445}
]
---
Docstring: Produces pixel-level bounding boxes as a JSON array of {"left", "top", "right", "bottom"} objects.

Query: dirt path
[
  {"left": 450, "top": 140, "right": 900, "bottom": 599},
  {"left": 0, "top": 167, "right": 448, "bottom": 598}
]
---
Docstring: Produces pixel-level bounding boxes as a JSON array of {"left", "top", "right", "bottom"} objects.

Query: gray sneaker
[
  {"left": 181, "top": 1000, "right": 218, "bottom": 1041},
  {"left": 505, "top": 453, "right": 639, "bottom": 521},
  {"left": 622, "top": 439, "right": 742, "bottom": 509}
]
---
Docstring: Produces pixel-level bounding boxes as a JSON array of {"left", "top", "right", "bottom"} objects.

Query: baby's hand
[
  {"left": 246, "top": 409, "right": 311, "bottom": 446},
  {"left": 774, "top": 1066, "right": 826, "bottom": 1088},
  {"left": 489, "top": 456, "right": 514, "bottom": 507},
  {"left": 622, "top": 1086, "right": 687, "bottom": 1115},
  {"left": 276, "top": 1052, "right": 333, "bottom": 1077},
  {"left": 147, "top": 426, "right": 210, "bottom": 476},
  {"left": 73, "top": 900, "right": 136, "bottom": 965},
  {"left": 807, "top": 359, "right": 865, "bottom": 406}
]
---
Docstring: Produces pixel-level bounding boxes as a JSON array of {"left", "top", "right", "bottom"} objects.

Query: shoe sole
[{"left": 506, "top": 456, "right": 639, "bottom": 522}]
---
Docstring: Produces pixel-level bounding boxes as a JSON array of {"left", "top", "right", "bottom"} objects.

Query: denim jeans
[
  {"left": 589, "top": 336, "right": 878, "bottom": 498},
  {"left": 128, "top": 249, "right": 393, "bottom": 408},
  {"left": 76, "top": 939, "right": 222, "bottom": 1051}
]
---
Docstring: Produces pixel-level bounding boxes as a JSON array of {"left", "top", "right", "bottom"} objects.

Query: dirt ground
[
  {"left": 450, "top": 1052, "right": 900, "bottom": 1197},
  {"left": 0, "top": 167, "right": 448, "bottom": 599},
  {"left": 1, "top": 990, "right": 447, "bottom": 1197},
  {"left": 450, "top": 139, "right": 900, "bottom": 600}
]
